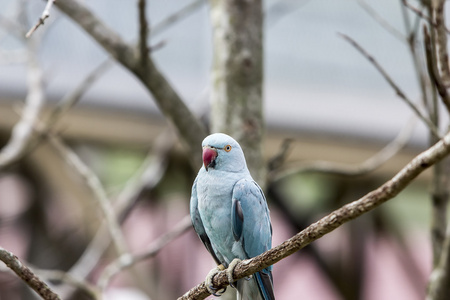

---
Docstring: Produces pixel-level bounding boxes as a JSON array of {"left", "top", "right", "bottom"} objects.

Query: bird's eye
[{"left": 224, "top": 145, "right": 232, "bottom": 152}]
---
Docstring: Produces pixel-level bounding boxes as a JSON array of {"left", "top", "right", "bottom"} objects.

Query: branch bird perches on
[{"left": 179, "top": 130, "right": 450, "bottom": 299}]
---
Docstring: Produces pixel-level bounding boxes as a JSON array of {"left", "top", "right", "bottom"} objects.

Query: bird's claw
[
  {"left": 226, "top": 258, "right": 242, "bottom": 288},
  {"left": 206, "top": 265, "right": 227, "bottom": 297},
  {"left": 205, "top": 259, "right": 243, "bottom": 295}
]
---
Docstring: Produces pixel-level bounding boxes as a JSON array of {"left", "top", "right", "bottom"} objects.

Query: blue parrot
[{"left": 190, "top": 133, "right": 275, "bottom": 300}]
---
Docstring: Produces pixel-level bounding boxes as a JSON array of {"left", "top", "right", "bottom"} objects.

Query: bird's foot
[
  {"left": 205, "top": 264, "right": 227, "bottom": 297},
  {"left": 226, "top": 258, "right": 244, "bottom": 288}
]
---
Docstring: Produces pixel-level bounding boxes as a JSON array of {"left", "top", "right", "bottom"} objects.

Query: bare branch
[
  {"left": 424, "top": 23, "right": 450, "bottom": 269},
  {"left": 98, "top": 215, "right": 192, "bottom": 289},
  {"left": 151, "top": 0, "right": 205, "bottom": 37},
  {"left": 400, "top": 3, "right": 433, "bottom": 114},
  {"left": 423, "top": 26, "right": 450, "bottom": 115},
  {"left": 0, "top": 43, "right": 44, "bottom": 168},
  {"left": 138, "top": 0, "right": 149, "bottom": 73},
  {"left": 35, "top": 269, "right": 100, "bottom": 300},
  {"left": 0, "top": 246, "right": 61, "bottom": 300},
  {"left": 26, "top": 0, "right": 55, "bottom": 38},
  {"left": 357, "top": 0, "right": 405, "bottom": 43},
  {"left": 47, "top": 135, "right": 128, "bottom": 256},
  {"left": 115, "top": 128, "right": 175, "bottom": 219},
  {"left": 428, "top": 224, "right": 450, "bottom": 300},
  {"left": 7, "top": 58, "right": 113, "bottom": 182},
  {"left": 271, "top": 117, "right": 415, "bottom": 181},
  {"left": 58, "top": 129, "right": 174, "bottom": 299},
  {"left": 58, "top": 225, "right": 111, "bottom": 299},
  {"left": 266, "top": 0, "right": 312, "bottom": 29},
  {"left": 339, "top": 33, "right": 440, "bottom": 138},
  {"left": 435, "top": 0, "right": 450, "bottom": 84},
  {"left": 267, "top": 138, "right": 294, "bottom": 172},
  {"left": 54, "top": 0, "right": 207, "bottom": 168},
  {"left": 402, "top": 0, "right": 450, "bottom": 34},
  {"left": 46, "top": 59, "right": 113, "bottom": 129},
  {"left": 179, "top": 130, "right": 450, "bottom": 300}
]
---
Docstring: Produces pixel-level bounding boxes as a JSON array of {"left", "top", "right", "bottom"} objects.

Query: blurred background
[{"left": 0, "top": 0, "right": 445, "bottom": 299}]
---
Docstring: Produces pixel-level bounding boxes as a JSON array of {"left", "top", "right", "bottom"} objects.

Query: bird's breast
[{"left": 196, "top": 171, "right": 237, "bottom": 250}]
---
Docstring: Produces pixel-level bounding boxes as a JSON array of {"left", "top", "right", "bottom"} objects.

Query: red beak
[{"left": 202, "top": 147, "right": 217, "bottom": 171}]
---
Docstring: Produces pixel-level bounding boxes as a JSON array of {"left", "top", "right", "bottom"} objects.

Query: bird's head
[{"left": 201, "top": 133, "right": 247, "bottom": 172}]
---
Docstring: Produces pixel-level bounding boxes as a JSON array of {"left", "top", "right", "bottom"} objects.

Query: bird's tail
[{"left": 236, "top": 271, "right": 275, "bottom": 300}]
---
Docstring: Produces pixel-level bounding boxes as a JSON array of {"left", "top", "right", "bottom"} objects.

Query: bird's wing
[
  {"left": 232, "top": 179, "right": 275, "bottom": 300},
  {"left": 190, "top": 176, "right": 222, "bottom": 266}
]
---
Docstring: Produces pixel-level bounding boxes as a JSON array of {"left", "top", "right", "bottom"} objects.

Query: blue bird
[{"left": 190, "top": 133, "right": 275, "bottom": 300}]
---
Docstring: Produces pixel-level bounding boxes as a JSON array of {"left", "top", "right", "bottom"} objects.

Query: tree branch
[
  {"left": 138, "top": 0, "right": 149, "bottom": 74},
  {"left": 26, "top": 0, "right": 55, "bottom": 38},
  {"left": 428, "top": 223, "right": 450, "bottom": 300},
  {"left": 58, "top": 129, "right": 174, "bottom": 299},
  {"left": 402, "top": 0, "right": 450, "bottom": 35},
  {"left": 357, "top": 0, "right": 405, "bottom": 43},
  {"left": 35, "top": 269, "right": 100, "bottom": 300},
  {"left": 47, "top": 135, "right": 128, "bottom": 256},
  {"left": 151, "top": 0, "right": 205, "bottom": 37},
  {"left": 115, "top": 128, "right": 175, "bottom": 221},
  {"left": 54, "top": 0, "right": 207, "bottom": 168},
  {"left": 423, "top": 26, "right": 450, "bottom": 115},
  {"left": 434, "top": 0, "right": 450, "bottom": 85},
  {"left": 0, "top": 40, "right": 44, "bottom": 168},
  {"left": 179, "top": 130, "right": 450, "bottom": 300},
  {"left": 0, "top": 246, "right": 61, "bottom": 300},
  {"left": 271, "top": 116, "right": 415, "bottom": 181},
  {"left": 98, "top": 215, "right": 192, "bottom": 289},
  {"left": 339, "top": 33, "right": 441, "bottom": 138}
]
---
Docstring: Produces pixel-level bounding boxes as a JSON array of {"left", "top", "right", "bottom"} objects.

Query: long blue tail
[
  {"left": 236, "top": 270, "right": 275, "bottom": 300},
  {"left": 255, "top": 270, "right": 275, "bottom": 300}
]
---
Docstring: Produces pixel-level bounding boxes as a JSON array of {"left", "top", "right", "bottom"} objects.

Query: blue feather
[{"left": 190, "top": 133, "right": 275, "bottom": 299}]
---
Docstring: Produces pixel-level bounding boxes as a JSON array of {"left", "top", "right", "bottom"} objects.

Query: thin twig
[
  {"left": 0, "top": 246, "right": 61, "bottom": 300},
  {"left": 47, "top": 135, "right": 128, "bottom": 256},
  {"left": 402, "top": 0, "right": 450, "bottom": 35},
  {"left": 179, "top": 130, "right": 450, "bottom": 300},
  {"left": 45, "top": 59, "right": 114, "bottom": 130},
  {"left": 401, "top": 2, "right": 433, "bottom": 115},
  {"left": 18, "top": 58, "right": 114, "bottom": 162},
  {"left": 57, "top": 225, "right": 110, "bottom": 299},
  {"left": 115, "top": 128, "right": 176, "bottom": 220},
  {"left": 98, "top": 215, "right": 192, "bottom": 289},
  {"left": 423, "top": 26, "right": 450, "bottom": 124},
  {"left": 35, "top": 269, "right": 100, "bottom": 300},
  {"left": 265, "top": 0, "right": 312, "bottom": 29},
  {"left": 338, "top": 32, "right": 440, "bottom": 138},
  {"left": 0, "top": 42, "right": 44, "bottom": 168},
  {"left": 267, "top": 138, "right": 294, "bottom": 172},
  {"left": 1, "top": 19, "right": 108, "bottom": 167},
  {"left": 26, "top": 0, "right": 55, "bottom": 38},
  {"left": 357, "top": 0, "right": 405, "bottom": 43},
  {"left": 58, "top": 129, "right": 174, "bottom": 299},
  {"left": 151, "top": 0, "right": 205, "bottom": 37},
  {"left": 271, "top": 116, "right": 415, "bottom": 182}
]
